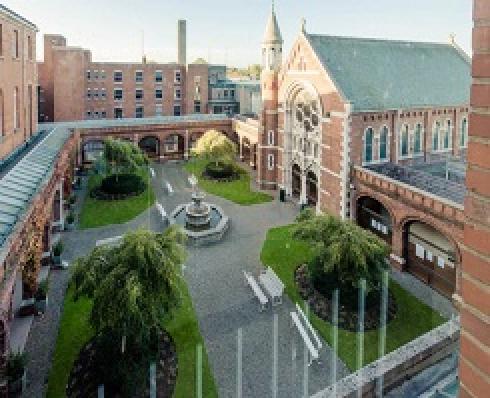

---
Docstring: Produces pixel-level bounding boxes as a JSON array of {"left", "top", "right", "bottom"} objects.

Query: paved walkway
[{"left": 20, "top": 162, "right": 349, "bottom": 397}]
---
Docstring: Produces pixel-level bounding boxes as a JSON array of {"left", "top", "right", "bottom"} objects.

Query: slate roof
[{"left": 305, "top": 34, "right": 471, "bottom": 112}]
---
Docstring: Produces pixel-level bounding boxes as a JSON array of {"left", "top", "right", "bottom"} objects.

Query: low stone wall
[{"left": 311, "top": 317, "right": 460, "bottom": 398}]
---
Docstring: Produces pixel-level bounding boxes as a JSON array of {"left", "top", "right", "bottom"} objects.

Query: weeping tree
[
  {"left": 71, "top": 227, "right": 186, "bottom": 393},
  {"left": 103, "top": 138, "right": 148, "bottom": 179},
  {"left": 192, "top": 129, "right": 236, "bottom": 166},
  {"left": 292, "top": 212, "right": 389, "bottom": 307}
]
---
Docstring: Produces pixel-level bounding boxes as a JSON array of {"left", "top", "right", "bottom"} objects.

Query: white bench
[
  {"left": 296, "top": 303, "right": 322, "bottom": 351},
  {"left": 290, "top": 311, "right": 319, "bottom": 366},
  {"left": 96, "top": 235, "right": 122, "bottom": 247},
  {"left": 156, "top": 202, "right": 167, "bottom": 224},
  {"left": 165, "top": 182, "right": 174, "bottom": 194},
  {"left": 149, "top": 167, "right": 156, "bottom": 178},
  {"left": 244, "top": 271, "right": 268, "bottom": 312},
  {"left": 259, "top": 267, "right": 284, "bottom": 306}
]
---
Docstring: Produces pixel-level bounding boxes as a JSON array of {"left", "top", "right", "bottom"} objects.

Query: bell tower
[{"left": 258, "top": 2, "right": 283, "bottom": 190}]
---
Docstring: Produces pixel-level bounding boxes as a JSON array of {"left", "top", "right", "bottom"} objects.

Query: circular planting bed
[
  {"left": 202, "top": 162, "right": 239, "bottom": 182},
  {"left": 295, "top": 264, "right": 397, "bottom": 331},
  {"left": 91, "top": 173, "right": 146, "bottom": 200},
  {"left": 67, "top": 330, "right": 177, "bottom": 398}
]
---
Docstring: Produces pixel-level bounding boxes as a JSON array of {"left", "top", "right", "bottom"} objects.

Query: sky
[{"left": 4, "top": 0, "right": 473, "bottom": 67}]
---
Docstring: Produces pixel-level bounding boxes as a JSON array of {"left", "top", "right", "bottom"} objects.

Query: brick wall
[{"left": 458, "top": 1, "right": 490, "bottom": 397}]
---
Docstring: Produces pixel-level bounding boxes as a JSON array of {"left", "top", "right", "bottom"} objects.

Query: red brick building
[
  {"left": 0, "top": 5, "right": 38, "bottom": 161},
  {"left": 254, "top": 7, "right": 471, "bottom": 299},
  {"left": 458, "top": 0, "right": 490, "bottom": 396}
]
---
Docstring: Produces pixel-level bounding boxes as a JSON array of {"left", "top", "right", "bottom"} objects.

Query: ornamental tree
[
  {"left": 292, "top": 212, "right": 389, "bottom": 301},
  {"left": 191, "top": 129, "right": 237, "bottom": 166},
  {"left": 103, "top": 138, "right": 148, "bottom": 178}
]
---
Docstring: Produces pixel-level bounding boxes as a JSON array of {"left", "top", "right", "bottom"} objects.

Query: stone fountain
[{"left": 169, "top": 174, "right": 229, "bottom": 245}]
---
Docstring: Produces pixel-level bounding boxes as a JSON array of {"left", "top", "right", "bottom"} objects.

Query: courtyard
[{"left": 18, "top": 161, "right": 454, "bottom": 398}]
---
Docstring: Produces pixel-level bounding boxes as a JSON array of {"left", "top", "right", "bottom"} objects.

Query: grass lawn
[
  {"left": 47, "top": 279, "right": 218, "bottom": 398},
  {"left": 184, "top": 159, "right": 273, "bottom": 205},
  {"left": 260, "top": 225, "right": 446, "bottom": 371},
  {"left": 78, "top": 170, "right": 156, "bottom": 229}
]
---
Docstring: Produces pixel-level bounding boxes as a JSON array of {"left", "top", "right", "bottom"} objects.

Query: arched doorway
[
  {"left": 241, "top": 137, "right": 251, "bottom": 163},
  {"left": 82, "top": 140, "right": 104, "bottom": 163},
  {"left": 356, "top": 196, "right": 393, "bottom": 245},
  {"left": 163, "top": 134, "right": 185, "bottom": 160},
  {"left": 138, "top": 136, "right": 160, "bottom": 158},
  {"left": 403, "top": 221, "right": 457, "bottom": 298},
  {"left": 292, "top": 164, "right": 301, "bottom": 198},
  {"left": 306, "top": 171, "right": 318, "bottom": 206}
]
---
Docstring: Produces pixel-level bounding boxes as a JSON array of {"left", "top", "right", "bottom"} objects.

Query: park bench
[
  {"left": 296, "top": 303, "right": 322, "bottom": 351},
  {"left": 165, "top": 181, "right": 174, "bottom": 194},
  {"left": 243, "top": 271, "right": 269, "bottom": 312},
  {"left": 96, "top": 235, "right": 122, "bottom": 247},
  {"left": 149, "top": 167, "right": 156, "bottom": 178},
  {"left": 156, "top": 202, "right": 167, "bottom": 224},
  {"left": 290, "top": 310, "right": 320, "bottom": 366},
  {"left": 259, "top": 267, "right": 284, "bottom": 306}
]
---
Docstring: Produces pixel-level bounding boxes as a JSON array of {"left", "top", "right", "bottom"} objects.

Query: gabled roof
[
  {"left": 305, "top": 34, "right": 471, "bottom": 112},
  {"left": 263, "top": 9, "right": 283, "bottom": 44}
]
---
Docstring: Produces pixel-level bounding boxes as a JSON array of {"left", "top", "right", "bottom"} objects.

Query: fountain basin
[{"left": 169, "top": 203, "right": 229, "bottom": 246}]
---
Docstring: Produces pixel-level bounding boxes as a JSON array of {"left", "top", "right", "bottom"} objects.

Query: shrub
[
  {"left": 52, "top": 241, "right": 63, "bottom": 257},
  {"left": 7, "top": 352, "right": 26, "bottom": 381},
  {"left": 35, "top": 280, "right": 49, "bottom": 301},
  {"left": 204, "top": 161, "right": 238, "bottom": 180},
  {"left": 98, "top": 173, "right": 146, "bottom": 196},
  {"left": 66, "top": 212, "right": 75, "bottom": 224}
]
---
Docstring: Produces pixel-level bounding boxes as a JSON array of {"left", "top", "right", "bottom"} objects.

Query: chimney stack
[{"left": 177, "top": 19, "right": 187, "bottom": 66}]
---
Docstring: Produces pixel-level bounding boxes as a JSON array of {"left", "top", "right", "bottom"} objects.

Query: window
[
  {"left": 86, "top": 111, "right": 91, "bottom": 119},
  {"left": 174, "top": 88, "right": 181, "bottom": 100},
  {"left": 224, "top": 90, "right": 229, "bottom": 98},
  {"left": 0, "top": 24, "right": 3, "bottom": 56},
  {"left": 135, "top": 106, "right": 144, "bottom": 118},
  {"left": 364, "top": 128, "right": 373, "bottom": 163},
  {"left": 155, "top": 105, "right": 163, "bottom": 116},
  {"left": 86, "top": 88, "right": 91, "bottom": 100},
  {"left": 93, "top": 89, "right": 99, "bottom": 100},
  {"left": 460, "top": 118, "right": 468, "bottom": 147},
  {"left": 114, "top": 88, "right": 123, "bottom": 101},
  {"left": 27, "top": 35, "right": 33, "bottom": 60},
  {"left": 13, "top": 30, "right": 19, "bottom": 58},
  {"left": 14, "top": 87, "right": 19, "bottom": 129},
  {"left": 174, "top": 105, "right": 181, "bottom": 116},
  {"left": 268, "top": 130, "right": 274, "bottom": 146},
  {"left": 194, "top": 101, "right": 201, "bottom": 113},
  {"left": 94, "top": 111, "right": 99, "bottom": 118},
  {"left": 155, "top": 89, "right": 163, "bottom": 100},
  {"left": 380, "top": 126, "right": 388, "bottom": 160},
  {"left": 414, "top": 124, "right": 422, "bottom": 153},
  {"left": 0, "top": 89, "right": 4, "bottom": 136},
  {"left": 135, "top": 89, "right": 144, "bottom": 100},
  {"left": 444, "top": 120, "right": 451, "bottom": 149},
  {"left": 93, "top": 70, "right": 98, "bottom": 80},
  {"left": 86, "top": 70, "right": 91, "bottom": 80},
  {"left": 268, "top": 154, "right": 275, "bottom": 170},
  {"left": 114, "top": 108, "right": 123, "bottom": 119},
  {"left": 114, "top": 71, "right": 123, "bottom": 82},
  {"left": 101, "top": 88, "right": 106, "bottom": 99},
  {"left": 174, "top": 70, "right": 181, "bottom": 83},
  {"left": 100, "top": 70, "right": 106, "bottom": 80},
  {"left": 135, "top": 70, "right": 143, "bottom": 83},
  {"left": 401, "top": 125, "right": 409, "bottom": 156},
  {"left": 433, "top": 122, "right": 440, "bottom": 150},
  {"left": 230, "top": 89, "right": 235, "bottom": 98},
  {"left": 155, "top": 70, "right": 163, "bottom": 83},
  {"left": 101, "top": 111, "right": 107, "bottom": 118}
]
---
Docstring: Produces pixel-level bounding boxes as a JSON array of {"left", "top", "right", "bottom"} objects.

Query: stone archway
[
  {"left": 306, "top": 170, "right": 318, "bottom": 206},
  {"left": 163, "top": 134, "right": 185, "bottom": 160},
  {"left": 138, "top": 135, "right": 160, "bottom": 158},
  {"left": 292, "top": 163, "right": 301, "bottom": 198},
  {"left": 403, "top": 220, "right": 458, "bottom": 298},
  {"left": 356, "top": 196, "right": 394, "bottom": 245}
]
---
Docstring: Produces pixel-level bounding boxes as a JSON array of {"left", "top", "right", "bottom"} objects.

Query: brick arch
[{"left": 355, "top": 190, "right": 397, "bottom": 226}]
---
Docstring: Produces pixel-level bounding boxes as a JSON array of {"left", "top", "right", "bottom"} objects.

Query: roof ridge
[{"left": 306, "top": 33, "right": 451, "bottom": 48}]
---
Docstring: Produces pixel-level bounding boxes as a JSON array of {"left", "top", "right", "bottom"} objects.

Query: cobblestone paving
[{"left": 22, "top": 163, "right": 350, "bottom": 398}]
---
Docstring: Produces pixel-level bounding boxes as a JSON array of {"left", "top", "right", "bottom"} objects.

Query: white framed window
[
  {"left": 86, "top": 70, "right": 91, "bottom": 80},
  {"left": 114, "top": 107, "right": 123, "bottom": 119},
  {"left": 86, "top": 111, "right": 91, "bottom": 119},
  {"left": 135, "top": 70, "right": 144, "bottom": 83},
  {"left": 114, "top": 70, "right": 123, "bottom": 83},
  {"left": 174, "top": 70, "right": 181, "bottom": 83},
  {"left": 268, "top": 130, "right": 274, "bottom": 146},
  {"left": 174, "top": 88, "right": 181, "bottom": 100},
  {"left": 114, "top": 88, "right": 123, "bottom": 101},
  {"left": 155, "top": 105, "right": 163, "bottom": 116},
  {"left": 174, "top": 104, "right": 181, "bottom": 116},
  {"left": 100, "top": 70, "right": 106, "bottom": 80},
  {"left": 101, "top": 88, "right": 106, "bottom": 99},
  {"left": 460, "top": 118, "right": 468, "bottom": 148},
  {"left": 155, "top": 89, "right": 163, "bottom": 100},
  {"left": 135, "top": 106, "right": 144, "bottom": 118},
  {"left": 101, "top": 110, "right": 107, "bottom": 118},
  {"left": 268, "top": 154, "right": 274, "bottom": 170},
  {"left": 86, "top": 88, "right": 91, "bottom": 100},
  {"left": 93, "top": 70, "right": 99, "bottom": 80},
  {"left": 135, "top": 89, "right": 144, "bottom": 100},
  {"left": 93, "top": 88, "right": 99, "bottom": 100},
  {"left": 155, "top": 70, "right": 163, "bottom": 83}
]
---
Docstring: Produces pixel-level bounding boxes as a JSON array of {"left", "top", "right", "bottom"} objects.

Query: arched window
[
  {"left": 379, "top": 126, "right": 388, "bottom": 160},
  {"left": 364, "top": 128, "right": 373, "bottom": 163},
  {"left": 444, "top": 120, "right": 451, "bottom": 149},
  {"left": 433, "top": 122, "right": 440, "bottom": 151},
  {"left": 414, "top": 124, "right": 422, "bottom": 153},
  {"left": 401, "top": 125, "right": 409, "bottom": 156},
  {"left": 268, "top": 130, "right": 274, "bottom": 146},
  {"left": 460, "top": 118, "right": 467, "bottom": 148}
]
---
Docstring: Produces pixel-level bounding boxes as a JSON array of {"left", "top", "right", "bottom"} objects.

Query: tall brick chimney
[
  {"left": 177, "top": 19, "right": 186, "bottom": 66},
  {"left": 458, "top": 0, "right": 490, "bottom": 397}
]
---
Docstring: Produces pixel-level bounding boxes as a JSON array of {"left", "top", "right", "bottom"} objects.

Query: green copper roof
[{"left": 305, "top": 34, "right": 471, "bottom": 112}]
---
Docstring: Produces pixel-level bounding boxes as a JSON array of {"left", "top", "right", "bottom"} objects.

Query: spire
[{"left": 263, "top": 2, "right": 283, "bottom": 45}]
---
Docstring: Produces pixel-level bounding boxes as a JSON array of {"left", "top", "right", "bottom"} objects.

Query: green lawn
[
  {"left": 47, "top": 279, "right": 217, "bottom": 398},
  {"left": 260, "top": 225, "right": 446, "bottom": 371},
  {"left": 184, "top": 159, "right": 273, "bottom": 205},
  {"left": 78, "top": 171, "right": 156, "bottom": 229}
]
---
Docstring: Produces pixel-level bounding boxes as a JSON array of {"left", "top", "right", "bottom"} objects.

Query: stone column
[{"left": 300, "top": 172, "right": 307, "bottom": 205}]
